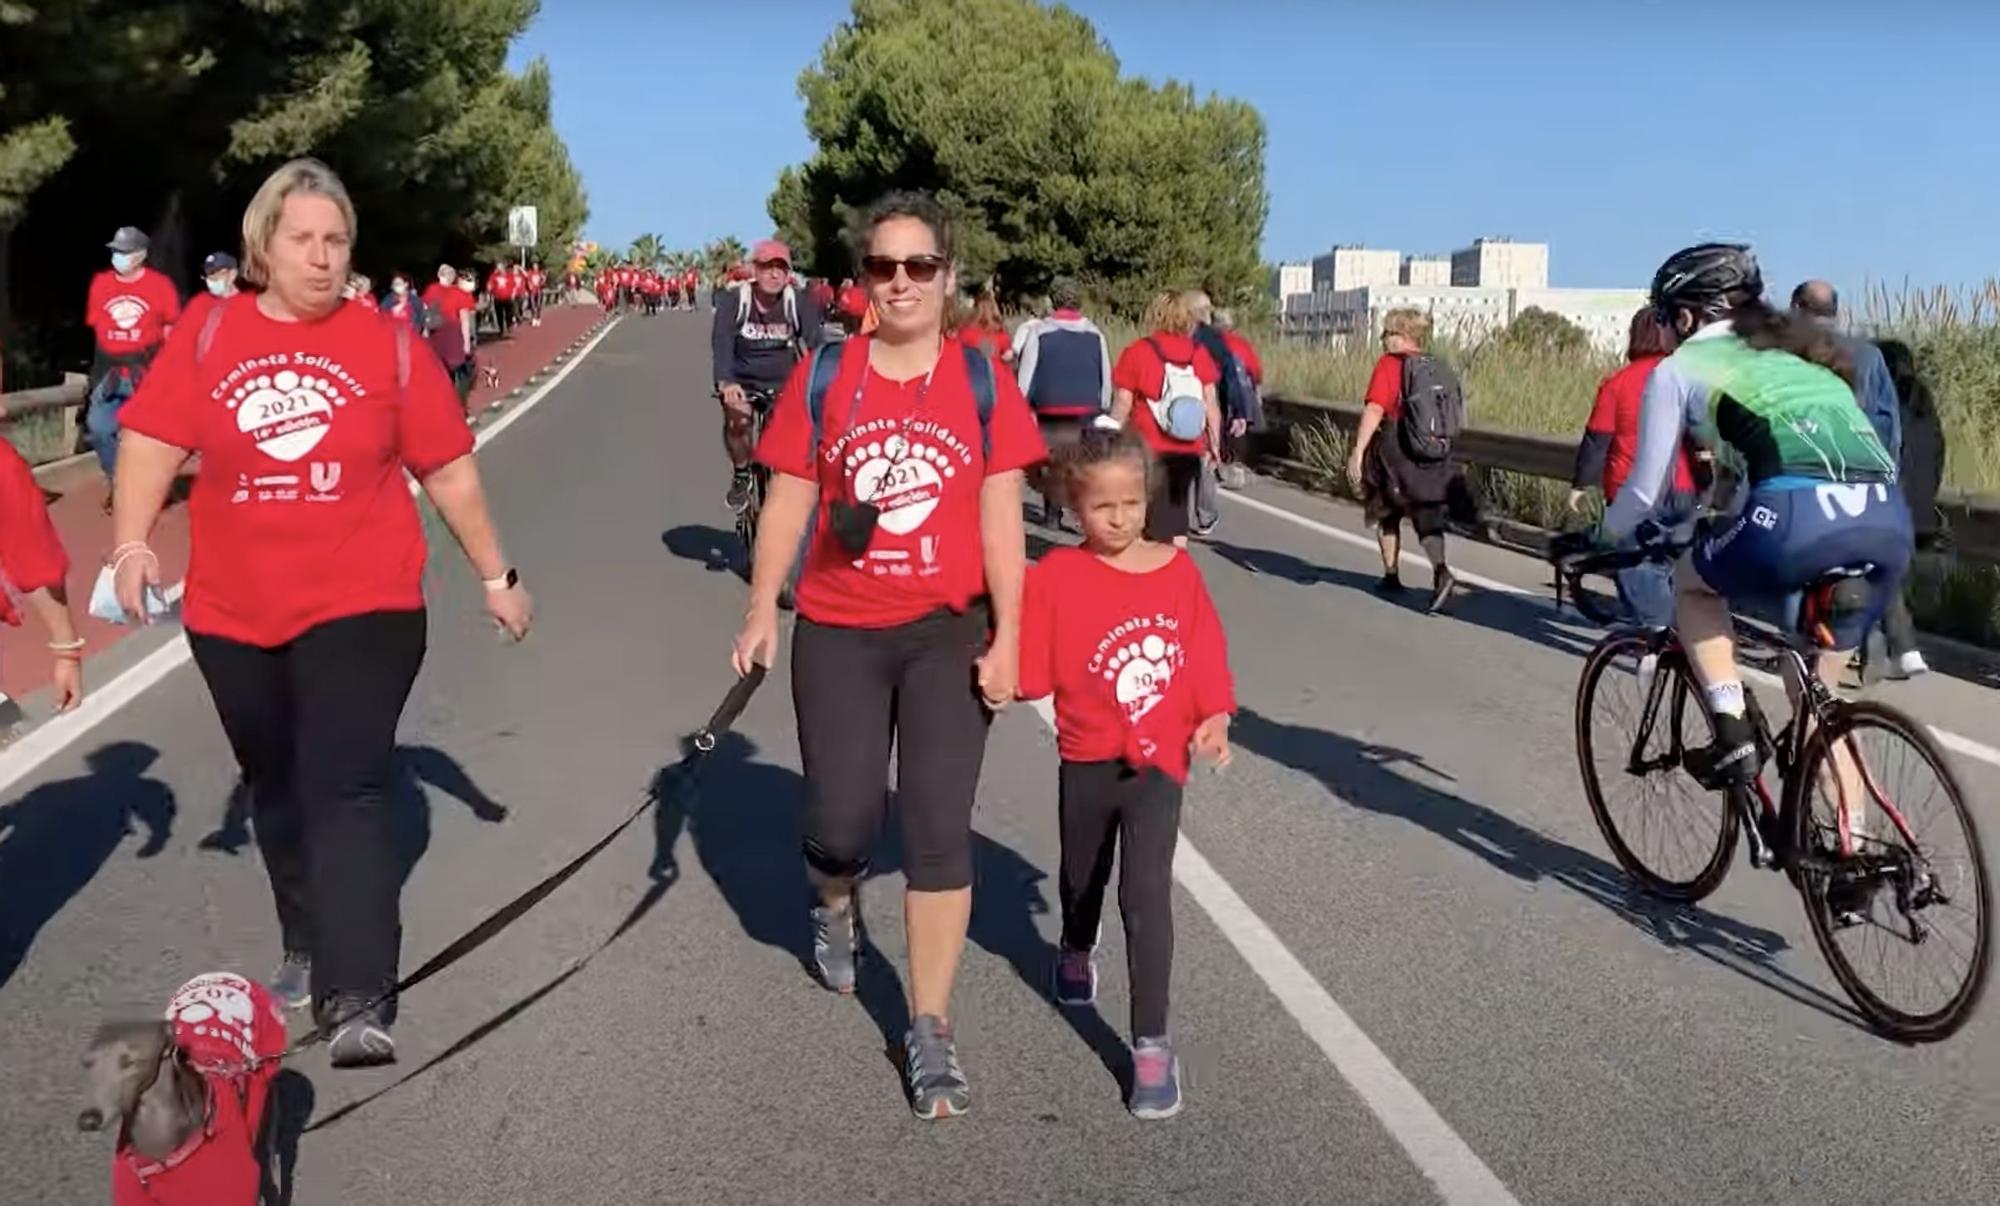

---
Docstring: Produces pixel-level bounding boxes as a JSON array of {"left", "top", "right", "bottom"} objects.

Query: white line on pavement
[
  {"left": 1219, "top": 488, "right": 2000, "bottom": 772},
  {"left": 0, "top": 317, "right": 623, "bottom": 799},
  {"left": 1024, "top": 694, "right": 1521, "bottom": 1206}
]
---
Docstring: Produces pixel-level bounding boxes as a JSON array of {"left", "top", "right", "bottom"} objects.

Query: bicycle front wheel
[
  {"left": 1575, "top": 631, "right": 1737, "bottom": 901},
  {"left": 1792, "top": 700, "right": 1991, "bottom": 1042}
]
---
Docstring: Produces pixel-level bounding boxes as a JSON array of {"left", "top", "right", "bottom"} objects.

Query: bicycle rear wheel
[
  {"left": 1575, "top": 631, "right": 1738, "bottom": 901},
  {"left": 1792, "top": 701, "right": 1991, "bottom": 1041}
]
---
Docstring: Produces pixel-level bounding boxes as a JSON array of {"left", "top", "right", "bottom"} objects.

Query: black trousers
[
  {"left": 188, "top": 610, "right": 427, "bottom": 1006},
  {"left": 792, "top": 606, "right": 993, "bottom": 892},
  {"left": 1058, "top": 759, "right": 1183, "bottom": 1038},
  {"left": 1147, "top": 452, "right": 1203, "bottom": 542}
]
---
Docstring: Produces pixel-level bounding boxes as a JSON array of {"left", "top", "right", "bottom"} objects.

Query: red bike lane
[{"left": 0, "top": 303, "right": 607, "bottom": 705}]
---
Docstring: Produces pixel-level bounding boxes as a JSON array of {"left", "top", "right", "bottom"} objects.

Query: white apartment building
[
  {"left": 1271, "top": 262, "right": 1314, "bottom": 309},
  {"left": 1286, "top": 283, "right": 1648, "bottom": 354},
  {"left": 1450, "top": 238, "right": 1549, "bottom": 289},
  {"left": 1401, "top": 255, "right": 1452, "bottom": 287},
  {"left": 1512, "top": 288, "right": 1652, "bottom": 352},
  {"left": 1311, "top": 245, "right": 1402, "bottom": 292}
]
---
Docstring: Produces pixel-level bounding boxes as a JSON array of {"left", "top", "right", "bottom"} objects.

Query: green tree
[
  {"left": 1502, "top": 307, "right": 1589, "bottom": 355},
  {"left": 630, "top": 233, "right": 664, "bottom": 268},
  {"left": 768, "top": 0, "right": 1268, "bottom": 316},
  {"left": 703, "top": 236, "right": 746, "bottom": 280}
]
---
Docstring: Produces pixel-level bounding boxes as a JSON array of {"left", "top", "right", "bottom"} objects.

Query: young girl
[{"left": 1018, "top": 430, "right": 1235, "bottom": 1120}]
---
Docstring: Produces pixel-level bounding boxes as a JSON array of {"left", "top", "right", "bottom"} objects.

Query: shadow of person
[
  {"left": 260, "top": 1068, "right": 315, "bottom": 1206},
  {"left": 1228, "top": 707, "right": 1865, "bottom": 1030},
  {"left": 0, "top": 740, "right": 175, "bottom": 990},
  {"left": 661, "top": 525, "right": 745, "bottom": 579},
  {"left": 382, "top": 744, "right": 511, "bottom": 890}
]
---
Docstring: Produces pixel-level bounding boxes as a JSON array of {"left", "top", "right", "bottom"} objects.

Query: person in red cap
[{"left": 711, "top": 237, "right": 824, "bottom": 514}]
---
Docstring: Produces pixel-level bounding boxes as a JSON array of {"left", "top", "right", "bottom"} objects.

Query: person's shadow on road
[
  {"left": 661, "top": 525, "right": 748, "bottom": 582},
  {"left": 0, "top": 741, "right": 175, "bottom": 991},
  {"left": 1229, "top": 707, "right": 1867, "bottom": 1030}
]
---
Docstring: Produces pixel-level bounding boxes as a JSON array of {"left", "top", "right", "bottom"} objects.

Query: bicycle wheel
[
  {"left": 1575, "top": 631, "right": 1738, "bottom": 901},
  {"left": 1791, "top": 701, "right": 1991, "bottom": 1041}
]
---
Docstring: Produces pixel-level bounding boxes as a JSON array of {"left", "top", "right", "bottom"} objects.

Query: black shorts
[{"left": 791, "top": 604, "right": 993, "bottom": 892}]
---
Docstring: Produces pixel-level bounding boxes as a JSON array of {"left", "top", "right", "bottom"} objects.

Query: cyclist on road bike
[
  {"left": 712, "top": 238, "right": 824, "bottom": 513},
  {"left": 1598, "top": 243, "right": 1910, "bottom": 788}
]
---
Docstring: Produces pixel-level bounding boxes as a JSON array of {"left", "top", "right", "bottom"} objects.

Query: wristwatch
[{"left": 483, "top": 568, "right": 520, "bottom": 592}]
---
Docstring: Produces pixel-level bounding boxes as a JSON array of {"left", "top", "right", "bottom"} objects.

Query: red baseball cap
[{"left": 751, "top": 239, "right": 791, "bottom": 266}]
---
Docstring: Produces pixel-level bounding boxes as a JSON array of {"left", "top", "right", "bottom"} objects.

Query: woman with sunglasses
[{"left": 732, "top": 192, "right": 1046, "bottom": 1120}]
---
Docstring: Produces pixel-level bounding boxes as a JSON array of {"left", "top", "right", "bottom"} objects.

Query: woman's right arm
[
  {"left": 733, "top": 473, "right": 818, "bottom": 674},
  {"left": 111, "top": 431, "right": 191, "bottom": 619}
]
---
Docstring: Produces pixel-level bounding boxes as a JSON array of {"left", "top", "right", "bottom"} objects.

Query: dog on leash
[
  {"left": 482, "top": 363, "right": 502, "bottom": 390},
  {"left": 81, "top": 972, "right": 288, "bottom": 1206}
]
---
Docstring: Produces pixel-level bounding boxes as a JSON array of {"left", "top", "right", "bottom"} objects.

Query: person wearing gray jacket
[{"left": 1014, "top": 277, "right": 1111, "bottom": 526}]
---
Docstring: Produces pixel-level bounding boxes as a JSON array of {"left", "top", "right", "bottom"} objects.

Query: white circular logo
[
  {"left": 231, "top": 369, "right": 341, "bottom": 462},
  {"left": 1103, "top": 632, "right": 1180, "bottom": 723},
  {"left": 106, "top": 296, "right": 145, "bottom": 330},
  {"left": 849, "top": 436, "right": 954, "bottom": 536}
]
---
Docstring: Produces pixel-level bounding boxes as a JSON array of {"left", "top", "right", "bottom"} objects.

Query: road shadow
[
  {"left": 0, "top": 741, "right": 175, "bottom": 990},
  {"left": 260, "top": 1069, "right": 315, "bottom": 1206},
  {"left": 661, "top": 524, "right": 745, "bottom": 580},
  {"left": 1229, "top": 707, "right": 1867, "bottom": 1031}
]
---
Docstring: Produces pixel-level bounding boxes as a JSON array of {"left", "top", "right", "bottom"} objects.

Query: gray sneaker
[
  {"left": 904, "top": 1014, "right": 970, "bottom": 1120},
  {"left": 269, "top": 950, "right": 312, "bottom": 1011},
  {"left": 322, "top": 994, "right": 396, "bottom": 1069},
  {"left": 810, "top": 897, "right": 860, "bottom": 994},
  {"left": 1129, "top": 1036, "right": 1183, "bottom": 1119}
]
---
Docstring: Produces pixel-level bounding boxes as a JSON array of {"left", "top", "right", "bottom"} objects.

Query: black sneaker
[
  {"left": 1686, "top": 712, "right": 1765, "bottom": 789},
  {"left": 320, "top": 994, "right": 396, "bottom": 1069},
  {"left": 1375, "top": 572, "right": 1405, "bottom": 595},
  {"left": 1427, "top": 568, "right": 1458, "bottom": 614},
  {"left": 724, "top": 470, "right": 754, "bottom": 515}
]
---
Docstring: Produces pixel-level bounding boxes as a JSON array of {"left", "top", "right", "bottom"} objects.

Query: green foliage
[
  {"left": 703, "top": 236, "right": 746, "bottom": 280},
  {"left": 1500, "top": 306, "right": 1588, "bottom": 356},
  {"left": 770, "top": 0, "right": 1268, "bottom": 317},
  {"left": 630, "top": 233, "right": 664, "bottom": 268}
]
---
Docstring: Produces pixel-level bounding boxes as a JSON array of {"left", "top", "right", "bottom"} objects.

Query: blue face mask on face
[
  {"left": 206, "top": 276, "right": 230, "bottom": 297},
  {"left": 111, "top": 251, "right": 142, "bottom": 274}
]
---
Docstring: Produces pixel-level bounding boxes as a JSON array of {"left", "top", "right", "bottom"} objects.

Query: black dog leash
[{"left": 276, "top": 667, "right": 767, "bottom": 1063}]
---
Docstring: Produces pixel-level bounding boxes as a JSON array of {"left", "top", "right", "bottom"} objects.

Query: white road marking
[
  {"left": 1025, "top": 694, "right": 1521, "bottom": 1206},
  {"left": 1219, "top": 488, "right": 2000, "bottom": 772},
  {"left": 0, "top": 317, "right": 622, "bottom": 798}
]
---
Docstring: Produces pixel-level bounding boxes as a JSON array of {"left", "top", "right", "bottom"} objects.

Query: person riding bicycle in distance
[
  {"left": 1599, "top": 243, "right": 1910, "bottom": 788},
  {"left": 714, "top": 238, "right": 824, "bottom": 514}
]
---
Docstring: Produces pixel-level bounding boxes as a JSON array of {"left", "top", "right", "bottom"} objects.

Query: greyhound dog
[{"left": 80, "top": 972, "right": 287, "bottom": 1206}]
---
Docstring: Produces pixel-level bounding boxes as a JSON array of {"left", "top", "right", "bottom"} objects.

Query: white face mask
[
  {"left": 111, "top": 251, "right": 143, "bottom": 274},
  {"left": 392, "top": 280, "right": 409, "bottom": 295},
  {"left": 205, "top": 276, "right": 230, "bottom": 297},
  {"left": 459, "top": 280, "right": 474, "bottom": 293}
]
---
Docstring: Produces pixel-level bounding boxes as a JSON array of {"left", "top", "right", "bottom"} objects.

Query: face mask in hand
[{"left": 111, "top": 252, "right": 142, "bottom": 274}]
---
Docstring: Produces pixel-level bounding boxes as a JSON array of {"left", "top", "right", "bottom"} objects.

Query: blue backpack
[{"left": 803, "top": 339, "right": 997, "bottom": 458}]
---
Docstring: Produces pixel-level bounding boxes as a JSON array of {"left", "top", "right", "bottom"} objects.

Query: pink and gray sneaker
[{"left": 1128, "top": 1036, "right": 1183, "bottom": 1119}]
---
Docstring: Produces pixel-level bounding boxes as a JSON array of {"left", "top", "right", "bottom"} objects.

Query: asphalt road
[{"left": 3, "top": 317, "right": 1995, "bottom": 1206}]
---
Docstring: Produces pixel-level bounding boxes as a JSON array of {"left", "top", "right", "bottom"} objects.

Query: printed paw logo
[
  {"left": 227, "top": 368, "right": 346, "bottom": 462},
  {"left": 1103, "top": 633, "right": 1181, "bottom": 723},
  {"left": 850, "top": 432, "right": 954, "bottom": 536},
  {"left": 106, "top": 295, "right": 147, "bottom": 330}
]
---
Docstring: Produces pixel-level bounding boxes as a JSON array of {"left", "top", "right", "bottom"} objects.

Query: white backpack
[
  {"left": 1144, "top": 337, "right": 1206, "bottom": 441},
  {"left": 733, "top": 280, "right": 799, "bottom": 337}
]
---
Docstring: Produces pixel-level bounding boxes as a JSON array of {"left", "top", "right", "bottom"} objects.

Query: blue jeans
[
  {"left": 86, "top": 368, "right": 140, "bottom": 478},
  {"left": 1615, "top": 491, "right": 1696, "bottom": 629}
]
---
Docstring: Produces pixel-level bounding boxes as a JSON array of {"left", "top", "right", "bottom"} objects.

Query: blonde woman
[
  {"left": 1110, "top": 290, "right": 1222, "bottom": 548},
  {"left": 113, "top": 158, "right": 533, "bottom": 1067},
  {"left": 1345, "top": 308, "right": 1466, "bottom": 611}
]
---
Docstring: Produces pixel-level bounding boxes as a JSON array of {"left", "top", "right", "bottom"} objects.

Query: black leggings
[
  {"left": 792, "top": 605, "right": 993, "bottom": 892},
  {"left": 188, "top": 610, "right": 426, "bottom": 1008},
  {"left": 1147, "top": 452, "right": 1203, "bottom": 542},
  {"left": 1058, "top": 759, "right": 1183, "bottom": 1038}
]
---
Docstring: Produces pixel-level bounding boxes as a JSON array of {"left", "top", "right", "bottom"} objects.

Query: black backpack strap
[{"left": 960, "top": 342, "right": 996, "bottom": 460}]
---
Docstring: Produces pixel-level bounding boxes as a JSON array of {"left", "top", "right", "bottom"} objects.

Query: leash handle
[{"left": 695, "top": 664, "right": 766, "bottom": 752}]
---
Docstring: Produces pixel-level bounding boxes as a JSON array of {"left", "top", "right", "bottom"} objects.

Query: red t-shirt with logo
[
  {"left": 959, "top": 324, "right": 1013, "bottom": 363},
  {"left": 119, "top": 293, "right": 475, "bottom": 647},
  {"left": 86, "top": 267, "right": 181, "bottom": 357},
  {"left": 1019, "top": 547, "right": 1235, "bottom": 783},
  {"left": 0, "top": 441, "right": 68, "bottom": 627},
  {"left": 1589, "top": 355, "right": 1696, "bottom": 501},
  {"left": 1112, "top": 332, "right": 1218, "bottom": 455},
  {"left": 528, "top": 269, "right": 546, "bottom": 294},
  {"left": 756, "top": 336, "right": 1047, "bottom": 629}
]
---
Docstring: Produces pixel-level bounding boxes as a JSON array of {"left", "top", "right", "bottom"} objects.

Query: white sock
[{"left": 1705, "top": 679, "right": 1746, "bottom": 719}]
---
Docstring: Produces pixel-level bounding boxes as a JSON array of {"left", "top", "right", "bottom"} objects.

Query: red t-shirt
[
  {"left": 1019, "top": 547, "right": 1235, "bottom": 783},
  {"left": 119, "top": 292, "right": 475, "bottom": 647},
  {"left": 1222, "top": 330, "right": 1263, "bottom": 384},
  {"left": 353, "top": 292, "right": 380, "bottom": 312},
  {"left": 756, "top": 336, "right": 1047, "bottom": 629},
  {"left": 528, "top": 269, "right": 546, "bottom": 293},
  {"left": 837, "top": 285, "right": 869, "bottom": 319},
  {"left": 1112, "top": 332, "right": 1219, "bottom": 455},
  {"left": 86, "top": 267, "right": 181, "bottom": 357},
  {"left": 1590, "top": 355, "right": 1695, "bottom": 501},
  {"left": 180, "top": 290, "right": 223, "bottom": 337},
  {"left": 1363, "top": 354, "right": 1407, "bottom": 418},
  {"left": 0, "top": 441, "right": 68, "bottom": 627},
  {"left": 959, "top": 324, "right": 1013, "bottom": 362}
]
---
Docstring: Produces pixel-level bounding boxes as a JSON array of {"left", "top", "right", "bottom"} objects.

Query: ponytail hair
[{"left": 1055, "top": 426, "right": 1152, "bottom": 498}]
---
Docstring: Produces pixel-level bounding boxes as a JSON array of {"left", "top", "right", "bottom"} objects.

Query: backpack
[
  {"left": 734, "top": 280, "right": 801, "bottom": 348},
  {"left": 1195, "top": 325, "right": 1264, "bottom": 430},
  {"left": 1144, "top": 337, "right": 1207, "bottom": 442},
  {"left": 198, "top": 296, "right": 411, "bottom": 387},
  {"left": 804, "top": 338, "right": 996, "bottom": 459},
  {"left": 1396, "top": 352, "right": 1463, "bottom": 462}
]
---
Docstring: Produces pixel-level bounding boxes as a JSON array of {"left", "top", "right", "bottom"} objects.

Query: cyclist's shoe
[
  {"left": 1128, "top": 1036, "right": 1184, "bottom": 1119},
  {"left": 810, "top": 896, "right": 860, "bottom": 994},
  {"left": 1427, "top": 567, "right": 1458, "bottom": 614},
  {"left": 724, "top": 469, "right": 754, "bottom": 515},
  {"left": 904, "top": 1014, "right": 970, "bottom": 1120},
  {"left": 320, "top": 994, "right": 396, "bottom": 1069},
  {"left": 268, "top": 950, "right": 312, "bottom": 1011},
  {"left": 1686, "top": 712, "right": 1765, "bottom": 790},
  {"left": 1051, "top": 944, "right": 1097, "bottom": 1005},
  {"left": 1375, "top": 571, "right": 1405, "bottom": 595}
]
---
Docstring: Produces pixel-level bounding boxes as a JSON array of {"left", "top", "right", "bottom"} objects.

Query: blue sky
[{"left": 514, "top": 0, "right": 1996, "bottom": 301}]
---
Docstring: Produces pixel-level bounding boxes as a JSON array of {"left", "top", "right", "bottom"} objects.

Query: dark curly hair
[{"left": 852, "top": 191, "right": 957, "bottom": 264}]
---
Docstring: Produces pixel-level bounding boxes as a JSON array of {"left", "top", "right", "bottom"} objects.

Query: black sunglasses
[{"left": 861, "top": 255, "right": 945, "bottom": 286}]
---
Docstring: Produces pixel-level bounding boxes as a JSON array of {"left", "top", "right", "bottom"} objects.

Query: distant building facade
[
  {"left": 1450, "top": 238, "right": 1549, "bottom": 289},
  {"left": 1311, "top": 246, "right": 1401, "bottom": 293},
  {"left": 1400, "top": 255, "right": 1452, "bottom": 287}
]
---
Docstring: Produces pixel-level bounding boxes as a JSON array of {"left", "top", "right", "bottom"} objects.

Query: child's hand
[{"left": 1192, "top": 713, "right": 1233, "bottom": 770}]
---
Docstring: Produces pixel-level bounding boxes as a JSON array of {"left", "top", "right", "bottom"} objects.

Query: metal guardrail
[
  {"left": 0, "top": 374, "right": 88, "bottom": 422},
  {"left": 1259, "top": 392, "right": 2000, "bottom": 562}
]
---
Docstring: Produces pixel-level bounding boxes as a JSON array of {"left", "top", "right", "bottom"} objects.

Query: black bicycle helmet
[{"left": 1650, "top": 242, "right": 1762, "bottom": 317}]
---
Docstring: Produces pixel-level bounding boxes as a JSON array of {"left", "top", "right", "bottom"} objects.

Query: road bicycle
[
  {"left": 730, "top": 387, "right": 797, "bottom": 611},
  {"left": 1551, "top": 540, "right": 1990, "bottom": 1041}
]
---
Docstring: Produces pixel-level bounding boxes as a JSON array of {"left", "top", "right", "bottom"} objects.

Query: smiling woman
[{"left": 104, "top": 157, "right": 535, "bottom": 1070}]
